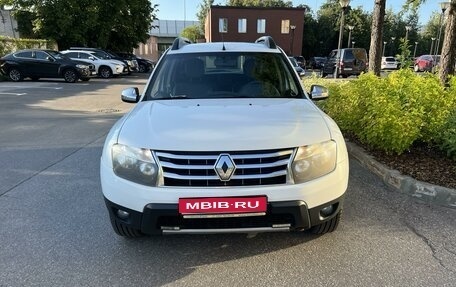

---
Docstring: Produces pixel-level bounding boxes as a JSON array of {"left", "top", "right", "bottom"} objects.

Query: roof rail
[
  {"left": 171, "top": 37, "right": 192, "bottom": 50},
  {"left": 255, "top": 36, "right": 277, "bottom": 49}
]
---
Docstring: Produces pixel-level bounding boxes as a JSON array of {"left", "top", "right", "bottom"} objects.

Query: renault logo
[{"left": 214, "top": 154, "right": 236, "bottom": 181}]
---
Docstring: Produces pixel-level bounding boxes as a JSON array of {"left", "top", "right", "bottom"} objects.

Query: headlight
[
  {"left": 112, "top": 144, "right": 158, "bottom": 186},
  {"left": 291, "top": 140, "right": 337, "bottom": 183},
  {"left": 76, "top": 64, "right": 88, "bottom": 69}
]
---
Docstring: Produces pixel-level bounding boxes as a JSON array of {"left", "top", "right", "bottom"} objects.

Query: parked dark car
[
  {"left": 116, "top": 52, "right": 154, "bottom": 73},
  {"left": 308, "top": 57, "right": 326, "bottom": 69},
  {"left": 293, "top": 56, "right": 306, "bottom": 68},
  {"left": 0, "top": 49, "right": 96, "bottom": 82},
  {"left": 288, "top": 56, "right": 305, "bottom": 77},
  {"left": 321, "top": 48, "right": 368, "bottom": 78},
  {"left": 69, "top": 47, "right": 135, "bottom": 73}
]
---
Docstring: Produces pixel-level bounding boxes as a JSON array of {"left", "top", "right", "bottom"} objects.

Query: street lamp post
[
  {"left": 405, "top": 26, "right": 412, "bottom": 41},
  {"left": 430, "top": 37, "right": 436, "bottom": 55},
  {"left": 351, "top": 41, "right": 355, "bottom": 48},
  {"left": 391, "top": 37, "right": 396, "bottom": 56},
  {"left": 413, "top": 42, "right": 418, "bottom": 58},
  {"left": 382, "top": 41, "right": 387, "bottom": 57},
  {"left": 347, "top": 25, "right": 354, "bottom": 48},
  {"left": 289, "top": 25, "right": 296, "bottom": 56},
  {"left": 334, "top": 0, "right": 350, "bottom": 78}
]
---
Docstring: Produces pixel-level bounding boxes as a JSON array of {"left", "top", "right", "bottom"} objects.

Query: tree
[
  {"left": 406, "top": 0, "right": 456, "bottom": 85},
  {"left": 196, "top": 0, "right": 214, "bottom": 37},
  {"left": 439, "top": 1, "right": 456, "bottom": 85},
  {"left": 181, "top": 25, "right": 204, "bottom": 42},
  {"left": 10, "top": 0, "right": 157, "bottom": 51},
  {"left": 368, "top": 0, "right": 386, "bottom": 76}
]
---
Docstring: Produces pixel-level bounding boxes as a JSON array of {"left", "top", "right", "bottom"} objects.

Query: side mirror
[
  {"left": 88, "top": 56, "right": 95, "bottom": 61},
  {"left": 310, "top": 85, "right": 329, "bottom": 100},
  {"left": 46, "top": 56, "right": 55, "bottom": 62},
  {"left": 121, "top": 87, "right": 140, "bottom": 103}
]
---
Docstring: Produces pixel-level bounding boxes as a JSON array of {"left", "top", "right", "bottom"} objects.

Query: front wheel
[
  {"left": 63, "top": 69, "right": 77, "bottom": 83},
  {"left": 8, "top": 68, "right": 23, "bottom": 82},
  {"left": 99, "top": 66, "right": 113, "bottom": 78},
  {"left": 138, "top": 64, "right": 147, "bottom": 73},
  {"left": 311, "top": 210, "right": 342, "bottom": 235}
]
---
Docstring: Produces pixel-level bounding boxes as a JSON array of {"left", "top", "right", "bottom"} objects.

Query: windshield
[{"left": 145, "top": 52, "right": 302, "bottom": 100}]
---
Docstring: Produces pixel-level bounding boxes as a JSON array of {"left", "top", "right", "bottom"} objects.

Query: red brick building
[{"left": 205, "top": 5, "right": 305, "bottom": 56}]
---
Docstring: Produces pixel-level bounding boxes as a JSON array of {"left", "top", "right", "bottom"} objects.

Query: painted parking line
[
  {"left": 0, "top": 92, "right": 27, "bottom": 96},
  {"left": 0, "top": 85, "right": 63, "bottom": 90}
]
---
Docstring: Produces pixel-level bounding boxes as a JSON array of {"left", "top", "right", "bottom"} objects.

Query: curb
[{"left": 346, "top": 141, "right": 456, "bottom": 209}]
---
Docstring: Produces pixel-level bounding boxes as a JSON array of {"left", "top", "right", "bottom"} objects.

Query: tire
[
  {"left": 342, "top": 74, "right": 349, "bottom": 78},
  {"left": 8, "top": 68, "right": 23, "bottom": 82},
  {"left": 80, "top": 78, "right": 90, "bottom": 82},
  {"left": 99, "top": 66, "right": 113, "bottom": 78},
  {"left": 311, "top": 210, "right": 342, "bottom": 235},
  {"left": 138, "top": 64, "right": 147, "bottom": 73},
  {"left": 110, "top": 219, "right": 143, "bottom": 238},
  {"left": 63, "top": 69, "right": 77, "bottom": 83}
]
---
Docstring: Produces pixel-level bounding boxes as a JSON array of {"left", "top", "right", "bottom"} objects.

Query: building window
[
  {"left": 281, "top": 19, "right": 290, "bottom": 34},
  {"left": 219, "top": 18, "right": 228, "bottom": 33},
  {"left": 238, "top": 18, "right": 247, "bottom": 33},
  {"left": 257, "top": 19, "right": 266, "bottom": 34}
]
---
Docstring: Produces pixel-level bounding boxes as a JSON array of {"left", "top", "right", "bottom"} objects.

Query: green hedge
[
  {"left": 303, "top": 70, "right": 456, "bottom": 159},
  {"left": 0, "top": 36, "right": 56, "bottom": 57}
]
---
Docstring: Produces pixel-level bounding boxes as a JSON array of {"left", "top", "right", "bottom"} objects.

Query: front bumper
[
  {"left": 76, "top": 67, "right": 96, "bottom": 78},
  {"left": 104, "top": 195, "right": 344, "bottom": 235}
]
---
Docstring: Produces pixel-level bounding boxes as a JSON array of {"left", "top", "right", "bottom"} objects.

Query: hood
[{"left": 118, "top": 99, "right": 331, "bottom": 151}]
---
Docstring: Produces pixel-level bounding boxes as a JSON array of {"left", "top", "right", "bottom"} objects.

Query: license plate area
[{"left": 179, "top": 196, "right": 267, "bottom": 218}]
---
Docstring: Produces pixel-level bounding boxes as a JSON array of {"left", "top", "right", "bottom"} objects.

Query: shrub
[{"left": 303, "top": 70, "right": 456, "bottom": 156}]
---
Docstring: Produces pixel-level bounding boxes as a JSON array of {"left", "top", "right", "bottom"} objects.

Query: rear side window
[
  {"left": 15, "top": 51, "right": 33, "bottom": 58},
  {"left": 65, "top": 52, "right": 79, "bottom": 58}
]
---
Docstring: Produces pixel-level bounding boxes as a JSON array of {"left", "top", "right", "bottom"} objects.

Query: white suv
[
  {"left": 60, "top": 50, "right": 127, "bottom": 78},
  {"left": 100, "top": 37, "right": 349, "bottom": 237}
]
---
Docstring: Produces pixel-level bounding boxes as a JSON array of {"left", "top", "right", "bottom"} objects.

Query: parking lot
[{"left": 1, "top": 74, "right": 455, "bottom": 286}]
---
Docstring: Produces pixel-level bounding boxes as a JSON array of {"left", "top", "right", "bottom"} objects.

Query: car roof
[{"left": 167, "top": 42, "right": 281, "bottom": 55}]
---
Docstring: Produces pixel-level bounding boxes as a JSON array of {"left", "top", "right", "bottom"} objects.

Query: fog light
[
  {"left": 320, "top": 205, "right": 334, "bottom": 217},
  {"left": 117, "top": 209, "right": 130, "bottom": 220}
]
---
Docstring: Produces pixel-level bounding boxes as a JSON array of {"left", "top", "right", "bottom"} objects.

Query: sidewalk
[{"left": 346, "top": 141, "right": 456, "bottom": 209}]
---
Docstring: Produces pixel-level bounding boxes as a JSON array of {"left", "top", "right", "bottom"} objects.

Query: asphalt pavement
[{"left": 0, "top": 74, "right": 455, "bottom": 286}]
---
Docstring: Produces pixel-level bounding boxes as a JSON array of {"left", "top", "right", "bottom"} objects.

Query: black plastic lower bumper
[{"left": 104, "top": 196, "right": 344, "bottom": 235}]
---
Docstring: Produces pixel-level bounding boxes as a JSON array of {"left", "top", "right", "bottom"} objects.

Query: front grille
[{"left": 156, "top": 148, "right": 294, "bottom": 187}]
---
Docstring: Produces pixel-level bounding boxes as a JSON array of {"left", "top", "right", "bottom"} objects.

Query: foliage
[
  {"left": 196, "top": 0, "right": 214, "bottom": 36},
  {"left": 396, "top": 38, "right": 412, "bottom": 68},
  {"left": 181, "top": 25, "right": 204, "bottom": 42},
  {"left": 9, "top": 0, "right": 157, "bottom": 51},
  {"left": 304, "top": 70, "right": 456, "bottom": 156},
  {"left": 440, "top": 76, "right": 456, "bottom": 159},
  {"left": 0, "top": 36, "right": 54, "bottom": 56}
]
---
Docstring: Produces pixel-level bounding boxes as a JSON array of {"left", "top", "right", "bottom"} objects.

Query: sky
[{"left": 152, "top": 0, "right": 440, "bottom": 25}]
